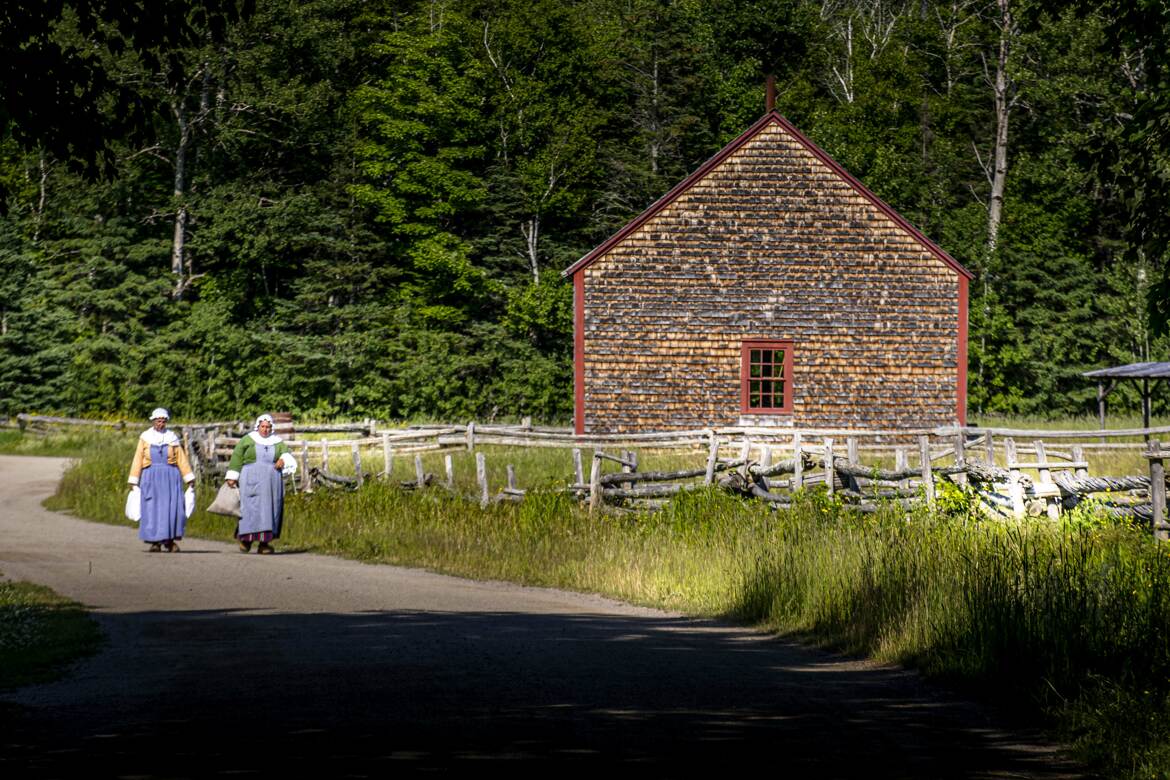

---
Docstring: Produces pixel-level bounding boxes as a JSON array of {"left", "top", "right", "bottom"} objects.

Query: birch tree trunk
[
  {"left": 649, "top": 49, "right": 660, "bottom": 175},
  {"left": 986, "top": 0, "right": 1014, "bottom": 254},
  {"left": 171, "top": 63, "right": 211, "bottom": 299},
  {"left": 171, "top": 101, "right": 190, "bottom": 290},
  {"left": 32, "top": 153, "right": 48, "bottom": 244},
  {"left": 521, "top": 216, "right": 540, "bottom": 283}
]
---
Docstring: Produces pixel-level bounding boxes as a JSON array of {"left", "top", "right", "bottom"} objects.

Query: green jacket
[{"left": 225, "top": 433, "right": 293, "bottom": 481}]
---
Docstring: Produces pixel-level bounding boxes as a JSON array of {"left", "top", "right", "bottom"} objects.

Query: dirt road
[{"left": 0, "top": 455, "right": 1079, "bottom": 777}]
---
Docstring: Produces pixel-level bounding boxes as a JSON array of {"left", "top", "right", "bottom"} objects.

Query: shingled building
[{"left": 562, "top": 110, "right": 971, "bottom": 434}]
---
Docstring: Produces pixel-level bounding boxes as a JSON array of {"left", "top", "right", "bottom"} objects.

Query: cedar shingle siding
[{"left": 567, "top": 113, "right": 969, "bottom": 434}]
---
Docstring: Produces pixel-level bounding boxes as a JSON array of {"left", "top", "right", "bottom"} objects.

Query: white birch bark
[
  {"left": 986, "top": 0, "right": 1016, "bottom": 254},
  {"left": 170, "top": 101, "right": 190, "bottom": 283}
]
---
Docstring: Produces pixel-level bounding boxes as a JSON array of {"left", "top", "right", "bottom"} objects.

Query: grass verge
[
  {"left": 0, "top": 576, "right": 103, "bottom": 690},
  {"left": 35, "top": 432, "right": 1170, "bottom": 778},
  {"left": 0, "top": 429, "right": 118, "bottom": 457}
]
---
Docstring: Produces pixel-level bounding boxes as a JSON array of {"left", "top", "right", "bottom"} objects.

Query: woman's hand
[
  {"left": 274, "top": 458, "right": 285, "bottom": 471},
  {"left": 226, "top": 479, "right": 238, "bottom": 488}
]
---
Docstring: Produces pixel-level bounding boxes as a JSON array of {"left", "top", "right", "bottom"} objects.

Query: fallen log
[
  {"left": 1053, "top": 472, "right": 1150, "bottom": 495},
  {"left": 311, "top": 468, "right": 357, "bottom": 486},
  {"left": 601, "top": 483, "right": 703, "bottom": 500},
  {"left": 596, "top": 453, "right": 815, "bottom": 487},
  {"left": 839, "top": 487, "right": 919, "bottom": 501}
]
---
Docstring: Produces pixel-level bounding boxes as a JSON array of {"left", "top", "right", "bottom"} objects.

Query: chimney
[{"left": 765, "top": 75, "right": 776, "bottom": 113}]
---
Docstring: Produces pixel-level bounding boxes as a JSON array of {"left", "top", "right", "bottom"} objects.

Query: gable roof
[{"left": 563, "top": 110, "right": 973, "bottom": 280}]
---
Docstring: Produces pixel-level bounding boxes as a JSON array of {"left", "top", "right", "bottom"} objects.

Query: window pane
[{"left": 744, "top": 343, "right": 792, "bottom": 412}]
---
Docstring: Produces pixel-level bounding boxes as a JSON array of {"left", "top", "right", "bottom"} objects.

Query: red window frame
[{"left": 740, "top": 340, "right": 794, "bottom": 414}]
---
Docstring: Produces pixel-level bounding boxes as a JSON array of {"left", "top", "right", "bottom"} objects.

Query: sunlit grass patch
[{"left": 0, "top": 429, "right": 121, "bottom": 457}]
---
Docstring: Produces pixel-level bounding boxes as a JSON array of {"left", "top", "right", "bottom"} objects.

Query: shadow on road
[{"left": 1, "top": 608, "right": 1078, "bottom": 778}]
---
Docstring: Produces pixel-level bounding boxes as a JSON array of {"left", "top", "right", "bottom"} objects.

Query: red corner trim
[
  {"left": 957, "top": 275, "right": 969, "bottom": 425},
  {"left": 574, "top": 271, "right": 585, "bottom": 435},
  {"left": 562, "top": 111, "right": 972, "bottom": 281}
]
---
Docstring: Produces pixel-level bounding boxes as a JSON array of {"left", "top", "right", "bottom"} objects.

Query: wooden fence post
[
  {"left": 919, "top": 435, "right": 935, "bottom": 506},
  {"left": 1149, "top": 441, "right": 1168, "bottom": 541},
  {"left": 415, "top": 455, "right": 425, "bottom": 488},
  {"left": 507, "top": 464, "right": 517, "bottom": 491},
  {"left": 444, "top": 454, "right": 454, "bottom": 489},
  {"left": 792, "top": 433, "right": 803, "bottom": 490},
  {"left": 845, "top": 436, "right": 859, "bottom": 493},
  {"left": 382, "top": 432, "right": 392, "bottom": 478},
  {"left": 739, "top": 438, "right": 752, "bottom": 478},
  {"left": 953, "top": 431, "right": 968, "bottom": 487},
  {"left": 352, "top": 444, "right": 363, "bottom": 487},
  {"left": 572, "top": 448, "right": 584, "bottom": 486},
  {"left": 760, "top": 446, "right": 773, "bottom": 490},
  {"left": 985, "top": 432, "right": 995, "bottom": 465},
  {"left": 476, "top": 452, "right": 488, "bottom": 508},
  {"left": 1034, "top": 440, "right": 1059, "bottom": 520},
  {"left": 590, "top": 451, "right": 603, "bottom": 514},
  {"left": 466, "top": 421, "right": 476, "bottom": 452},
  {"left": 300, "top": 441, "right": 310, "bottom": 492},
  {"left": 895, "top": 447, "right": 909, "bottom": 492},
  {"left": 322, "top": 440, "right": 330, "bottom": 473},
  {"left": 1004, "top": 437, "right": 1025, "bottom": 518},
  {"left": 705, "top": 433, "right": 719, "bottom": 485},
  {"left": 185, "top": 429, "right": 200, "bottom": 481},
  {"left": 1071, "top": 444, "right": 1088, "bottom": 479},
  {"left": 823, "top": 437, "right": 834, "bottom": 497}
]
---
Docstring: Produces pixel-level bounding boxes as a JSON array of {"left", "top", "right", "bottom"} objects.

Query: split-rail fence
[{"left": 8, "top": 413, "right": 1170, "bottom": 540}]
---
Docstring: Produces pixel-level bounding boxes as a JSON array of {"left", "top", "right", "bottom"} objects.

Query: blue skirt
[{"left": 139, "top": 445, "right": 185, "bottom": 543}]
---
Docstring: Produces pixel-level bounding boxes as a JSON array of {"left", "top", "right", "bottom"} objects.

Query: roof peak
[{"left": 564, "top": 110, "right": 972, "bottom": 280}]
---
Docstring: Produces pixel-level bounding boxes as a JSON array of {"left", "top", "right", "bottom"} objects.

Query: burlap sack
[{"left": 206, "top": 483, "right": 242, "bottom": 517}]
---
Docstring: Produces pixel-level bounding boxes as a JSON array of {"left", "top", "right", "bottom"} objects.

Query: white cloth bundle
[{"left": 125, "top": 486, "right": 141, "bottom": 522}]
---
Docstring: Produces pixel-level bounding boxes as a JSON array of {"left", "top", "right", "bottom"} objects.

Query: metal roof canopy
[{"left": 1082, "top": 362, "right": 1170, "bottom": 433}]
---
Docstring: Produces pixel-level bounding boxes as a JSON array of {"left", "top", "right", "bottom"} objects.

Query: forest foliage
[{"left": 2, "top": 0, "right": 1168, "bottom": 422}]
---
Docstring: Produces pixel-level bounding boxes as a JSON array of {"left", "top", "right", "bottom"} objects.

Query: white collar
[
  {"left": 140, "top": 428, "right": 180, "bottom": 446},
  {"left": 249, "top": 431, "right": 282, "bottom": 445}
]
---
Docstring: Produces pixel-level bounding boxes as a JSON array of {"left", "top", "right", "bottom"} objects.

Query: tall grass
[
  {"left": 34, "top": 432, "right": 1170, "bottom": 777},
  {"left": 0, "top": 429, "right": 119, "bottom": 457}
]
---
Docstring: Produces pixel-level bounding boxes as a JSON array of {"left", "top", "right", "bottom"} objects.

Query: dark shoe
[
  {"left": 257, "top": 542, "right": 274, "bottom": 555},
  {"left": 148, "top": 543, "right": 162, "bottom": 553},
  {"left": 165, "top": 541, "right": 180, "bottom": 553},
  {"left": 238, "top": 540, "right": 253, "bottom": 553}
]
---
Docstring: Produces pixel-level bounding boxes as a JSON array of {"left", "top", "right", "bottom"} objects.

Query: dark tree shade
[{"left": 0, "top": 0, "right": 251, "bottom": 184}]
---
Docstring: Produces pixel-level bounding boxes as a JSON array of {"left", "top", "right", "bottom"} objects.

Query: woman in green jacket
[{"left": 225, "top": 414, "right": 297, "bottom": 554}]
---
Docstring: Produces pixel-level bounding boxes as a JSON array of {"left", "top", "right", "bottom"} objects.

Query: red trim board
[
  {"left": 958, "top": 275, "right": 968, "bottom": 425},
  {"left": 574, "top": 271, "right": 585, "bottom": 435}
]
